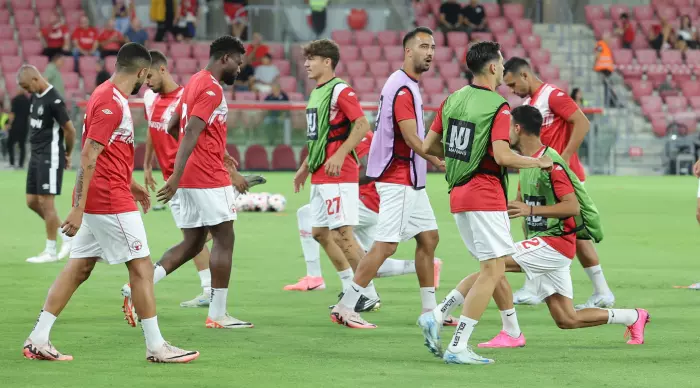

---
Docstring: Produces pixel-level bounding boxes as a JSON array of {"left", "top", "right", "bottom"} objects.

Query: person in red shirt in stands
[
  {"left": 98, "top": 19, "right": 126, "bottom": 58},
  {"left": 246, "top": 32, "right": 269, "bottom": 67},
  {"left": 614, "top": 13, "right": 635, "bottom": 49},
  {"left": 71, "top": 15, "right": 100, "bottom": 71},
  {"left": 179, "top": 0, "right": 199, "bottom": 40},
  {"left": 40, "top": 12, "right": 70, "bottom": 59}
]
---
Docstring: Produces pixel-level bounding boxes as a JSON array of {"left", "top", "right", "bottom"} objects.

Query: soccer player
[
  {"left": 150, "top": 36, "right": 253, "bottom": 329},
  {"left": 285, "top": 131, "right": 443, "bottom": 292},
  {"left": 679, "top": 160, "right": 700, "bottom": 289},
  {"left": 23, "top": 43, "right": 199, "bottom": 363},
  {"left": 331, "top": 27, "right": 445, "bottom": 329},
  {"left": 292, "top": 39, "right": 375, "bottom": 308},
  {"left": 421, "top": 105, "right": 650, "bottom": 356},
  {"left": 417, "top": 41, "right": 552, "bottom": 365},
  {"left": 503, "top": 57, "right": 615, "bottom": 309},
  {"left": 17, "top": 66, "right": 76, "bottom": 263}
]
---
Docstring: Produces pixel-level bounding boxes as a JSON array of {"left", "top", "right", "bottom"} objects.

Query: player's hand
[
  {"left": 224, "top": 153, "right": 239, "bottom": 170},
  {"left": 131, "top": 182, "right": 151, "bottom": 213},
  {"left": 61, "top": 207, "right": 83, "bottom": 237},
  {"left": 65, "top": 154, "right": 72, "bottom": 170},
  {"left": 538, "top": 155, "right": 553, "bottom": 170},
  {"left": 693, "top": 160, "right": 700, "bottom": 178},
  {"left": 429, "top": 156, "right": 445, "bottom": 171},
  {"left": 324, "top": 153, "right": 344, "bottom": 177},
  {"left": 144, "top": 168, "right": 157, "bottom": 193},
  {"left": 231, "top": 171, "right": 249, "bottom": 194},
  {"left": 293, "top": 166, "right": 309, "bottom": 193},
  {"left": 157, "top": 177, "right": 179, "bottom": 204},
  {"left": 507, "top": 200, "right": 530, "bottom": 219}
]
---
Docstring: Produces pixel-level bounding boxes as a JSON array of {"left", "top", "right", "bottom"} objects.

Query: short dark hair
[
  {"left": 403, "top": 26, "right": 434, "bottom": 48},
  {"left": 149, "top": 50, "right": 168, "bottom": 67},
  {"left": 466, "top": 41, "right": 501, "bottom": 74},
  {"left": 503, "top": 56, "right": 531, "bottom": 75},
  {"left": 302, "top": 39, "right": 340, "bottom": 70},
  {"left": 115, "top": 42, "right": 152, "bottom": 73},
  {"left": 210, "top": 35, "right": 246, "bottom": 60},
  {"left": 620, "top": 13, "right": 629, "bottom": 20},
  {"left": 511, "top": 105, "right": 543, "bottom": 136}
]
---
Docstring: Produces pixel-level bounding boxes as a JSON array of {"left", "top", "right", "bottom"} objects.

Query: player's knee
[
  {"left": 26, "top": 196, "right": 40, "bottom": 211},
  {"left": 312, "top": 228, "right": 330, "bottom": 244},
  {"left": 74, "top": 261, "right": 95, "bottom": 283},
  {"left": 553, "top": 316, "right": 578, "bottom": 330},
  {"left": 373, "top": 241, "right": 398, "bottom": 257}
]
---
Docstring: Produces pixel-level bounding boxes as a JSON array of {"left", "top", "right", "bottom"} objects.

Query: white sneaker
[
  {"left": 443, "top": 346, "right": 495, "bottom": 365},
  {"left": 689, "top": 283, "right": 700, "bottom": 290},
  {"left": 575, "top": 293, "right": 615, "bottom": 310},
  {"left": 512, "top": 287, "right": 543, "bottom": 305},
  {"left": 180, "top": 291, "right": 210, "bottom": 308},
  {"left": 26, "top": 251, "right": 59, "bottom": 263},
  {"left": 146, "top": 342, "right": 200, "bottom": 363},
  {"left": 57, "top": 240, "right": 72, "bottom": 260},
  {"left": 205, "top": 313, "right": 254, "bottom": 329}
]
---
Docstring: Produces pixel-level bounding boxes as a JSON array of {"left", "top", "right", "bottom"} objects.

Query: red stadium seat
[
  {"left": 383, "top": 45, "right": 404, "bottom": 62},
  {"left": 645, "top": 67, "right": 668, "bottom": 88},
  {"left": 369, "top": 60, "right": 391, "bottom": 77},
  {"left": 637, "top": 20, "right": 657, "bottom": 37},
  {"left": 689, "top": 96, "right": 700, "bottom": 109},
  {"left": 671, "top": 68, "right": 693, "bottom": 84},
  {"left": 413, "top": 1, "right": 429, "bottom": 17},
  {"left": 78, "top": 55, "right": 100, "bottom": 76},
  {"left": 363, "top": 45, "right": 382, "bottom": 62},
  {"left": 65, "top": 11, "right": 83, "bottom": 26},
  {"left": 268, "top": 43, "right": 284, "bottom": 60},
  {"left": 341, "top": 45, "right": 359, "bottom": 61},
  {"left": 635, "top": 49, "right": 657, "bottom": 66},
  {"left": 105, "top": 56, "right": 117, "bottom": 73},
  {"left": 447, "top": 32, "right": 468, "bottom": 50},
  {"left": 421, "top": 76, "right": 444, "bottom": 94},
  {"left": 354, "top": 30, "right": 375, "bottom": 46},
  {"left": 631, "top": 32, "right": 651, "bottom": 50},
  {"left": 591, "top": 20, "right": 613, "bottom": 40},
  {"left": 439, "top": 62, "right": 460, "bottom": 79},
  {"left": 482, "top": 2, "right": 501, "bottom": 17},
  {"left": 244, "top": 145, "right": 270, "bottom": 170},
  {"left": 27, "top": 55, "right": 48, "bottom": 71},
  {"left": 0, "top": 41, "right": 18, "bottom": 56},
  {"left": 446, "top": 77, "right": 466, "bottom": 92},
  {"left": 0, "top": 25, "right": 13, "bottom": 40},
  {"left": 11, "top": 0, "right": 32, "bottom": 10},
  {"left": 225, "top": 144, "right": 241, "bottom": 167},
  {"left": 651, "top": 119, "right": 667, "bottom": 137},
  {"left": 377, "top": 30, "right": 399, "bottom": 47},
  {"left": 14, "top": 10, "right": 36, "bottom": 25},
  {"left": 665, "top": 95, "right": 688, "bottom": 114},
  {"left": 59, "top": 57, "right": 73, "bottom": 72},
  {"left": 175, "top": 58, "right": 197, "bottom": 74},
  {"left": 192, "top": 41, "right": 209, "bottom": 60},
  {"left": 655, "top": 6, "right": 677, "bottom": 22},
  {"left": 429, "top": 93, "right": 448, "bottom": 106},
  {"left": 235, "top": 91, "right": 257, "bottom": 101},
  {"left": 607, "top": 36, "right": 623, "bottom": 50},
  {"left": 609, "top": 4, "right": 629, "bottom": 20},
  {"left": 60, "top": 0, "right": 83, "bottom": 10},
  {"left": 504, "top": 46, "right": 525, "bottom": 59},
  {"left": 361, "top": 92, "right": 380, "bottom": 103},
  {"left": 433, "top": 47, "right": 453, "bottom": 63},
  {"left": 416, "top": 15, "right": 437, "bottom": 31},
  {"left": 353, "top": 76, "right": 375, "bottom": 93},
  {"left": 633, "top": 5, "right": 654, "bottom": 21},
  {"left": 149, "top": 41, "right": 168, "bottom": 54},
  {"left": 673, "top": 0, "right": 692, "bottom": 6},
  {"left": 83, "top": 74, "right": 97, "bottom": 93},
  {"left": 0, "top": 56, "right": 21, "bottom": 73},
  {"left": 347, "top": 61, "right": 367, "bottom": 77},
  {"left": 673, "top": 113, "right": 697, "bottom": 134},
  {"left": 529, "top": 49, "right": 551, "bottom": 66},
  {"left": 278, "top": 76, "right": 297, "bottom": 93},
  {"left": 271, "top": 145, "right": 296, "bottom": 170},
  {"left": 287, "top": 92, "right": 303, "bottom": 101},
  {"left": 537, "top": 64, "right": 560, "bottom": 81},
  {"left": 133, "top": 144, "right": 146, "bottom": 170},
  {"left": 640, "top": 95, "right": 663, "bottom": 118},
  {"left": 62, "top": 72, "right": 79, "bottom": 89},
  {"left": 503, "top": 3, "right": 524, "bottom": 23},
  {"left": 487, "top": 18, "right": 509, "bottom": 34},
  {"left": 512, "top": 19, "right": 533, "bottom": 35},
  {"left": 661, "top": 50, "right": 683, "bottom": 66},
  {"left": 433, "top": 31, "right": 444, "bottom": 47},
  {"left": 0, "top": 10, "right": 10, "bottom": 24},
  {"left": 681, "top": 81, "right": 700, "bottom": 97},
  {"left": 390, "top": 60, "right": 403, "bottom": 71},
  {"left": 169, "top": 42, "right": 192, "bottom": 59},
  {"left": 550, "top": 79, "right": 569, "bottom": 94},
  {"left": 197, "top": 58, "right": 209, "bottom": 71},
  {"left": 494, "top": 33, "right": 517, "bottom": 51},
  {"left": 36, "top": 0, "right": 57, "bottom": 10},
  {"left": 613, "top": 49, "right": 634, "bottom": 66},
  {"left": 631, "top": 81, "right": 654, "bottom": 100},
  {"left": 273, "top": 59, "right": 290, "bottom": 76},
  {"left": 685, "top": 49, "right": 700, "bottom": 66},
  {"left": 520, "top": 34, "right": 541, "bottom": 51},
  {"left": 471, "top": 32, "right": 493, "bottom": 42},
  {"left": 679, "top": 7, "right": 698, "bottom": 20},
  {"left": 584, "top": 5, "right": 606, "bottom": 25},
  {"left": 331, "top": 30, "right": 352, "bottom": 46},
  {"left": 18, "top": 25, "right": 40, "bottom": 41},
  {"left": 334, "top": 61, "right": 345, "bottom": 76}
]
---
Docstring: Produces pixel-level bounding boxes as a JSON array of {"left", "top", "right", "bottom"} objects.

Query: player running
[
  {"left": 422, "top": 106, "right": 650, "bottom": 355},
  {"left": 418, "top": 41, "right": 552, "bottom": 365},
  {"left": 23, "top": 43, "right": 199, "bottom": 363},
  {"left": 331, "top": 27, "right": 445, "bottom": 329},
  {"left": 293, "top": 39, "right": 376, "bottom": 308},
  {"left": 17, "top": 66, "right": 77, "bottom": 263},
  {"left": 285, "top": 130, "right": 443, "bottom": 292},
  {"left": 503, "top": 57, "right": 615, "bottom": 309}
]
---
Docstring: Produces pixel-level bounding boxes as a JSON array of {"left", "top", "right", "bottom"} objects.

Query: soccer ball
[
  {"left": 268, "top": 194, "right": 287, "bottom": 212},
  {"left": 235, "top": 193, "right": 254, "bottom": 212},
  {"left": 251, "top": 192, "right": 270, "bottom": 212}
]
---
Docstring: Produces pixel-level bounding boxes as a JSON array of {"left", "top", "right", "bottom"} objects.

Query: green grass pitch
[{"left": 1, "top": 170, "right": 699, "bottom": 387}]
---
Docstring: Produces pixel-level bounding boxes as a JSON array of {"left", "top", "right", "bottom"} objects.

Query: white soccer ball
[
  {"left": 252, "top": 192, "right": 270, "bottom": 212},
  {"left": 267, "top": 194, "right": 287, "bottom": 212},
  {"left": 235, "top": 193, "right": 254, "bottom": 212}
]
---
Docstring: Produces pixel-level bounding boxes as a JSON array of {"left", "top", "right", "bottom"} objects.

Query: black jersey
[{"left": 28, "top": 85, "right": 70, "bottom": 155}]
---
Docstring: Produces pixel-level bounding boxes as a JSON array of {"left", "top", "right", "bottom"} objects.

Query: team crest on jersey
[
  {"left": 37, "top": 105, "right": 43, "bottom": 115},
  {"left": 102, "top": 109, "right": 113, "bottom": 115}
]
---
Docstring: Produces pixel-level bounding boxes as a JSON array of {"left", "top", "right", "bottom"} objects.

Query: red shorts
[{"left": 224, "top": 3, "right": 247, "bottom": 23}]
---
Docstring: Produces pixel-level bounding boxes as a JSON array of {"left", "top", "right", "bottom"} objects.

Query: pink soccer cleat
[
  {"left": 23, "top": 339, "right": 73, "bottom": 361},
  {"left": 433, "top": 258, "right": 443, "bottom": 289},
  {"left": 442, "top": 315, "right": 459, "bottom": 326},
  {"left": 283, "top": 276, "right": 326, "bottom": 291},
  {"left": 478, "top": 331, "right": 526, "bottom": 348},
  {"left": 330, "top": 304, "right": 377, "bottom": 329},
  {"left": 624, "top": 308, "right": 650, "bottom": 345}
]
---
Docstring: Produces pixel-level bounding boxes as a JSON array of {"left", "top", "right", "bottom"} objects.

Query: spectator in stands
[
  {"left": 649, "top": 19, "right": 672, "bottom": 51},
  {"left": 224, "top": 0, "right": 248, "bottom": 40},
  {"left": 570, "top": 87, "right": 587, "bottom": 107},
  {"left": 98, "top": 19, "right": 126, "bottom": 58},
  {"left": 246, "top": 33, "right": 270, "bottom": 67},
  {"left": 262, "top": 83, "right": 289, "bottom": 145},
  {"left": 309, "top": 0, "right": 329, "bottom": 37},
  {"left": 95, "top": 59, "right": 111, "bottom": 87},
  {"left": 113, "top": 0, "right": 134, "bottom": 34},
  {"left": 43, "top": 54, "right": 65, "bottom": 97},
  {"left": 178, "top": 0, "right": 199, "bottom": 40},
  {"left": 462, "top": 0, "right": 488, "bottom": 34},
  {"left": 235, "top": 55, "right": 255, "bottom": 92},
  {"left": 125, "top": 17, "right": 149, "bottom": 46},
  {"left": 614, "top": 13, "right": 635, "bottom": 49},
  {"left": 439, "top": 0, "right": 465, "bottom": 36},
  {"left": 40, "top": 12, "right": 70, "bottom": 59},
  {"left": 676, "top": 15, "right": 698, "bottom": 52},
  {"left": 254, "top": 54, "right": 280, "bottom": 94},
  {"left": 151, "top": 0, "right": 181, "bottom": 42},
  {"left": 7, "top": 89, "right": 31, "bottom": 169},
  {"left": 594, "top": 35, "right": 617, "bottom": 108},
  {"left": 71, "top": 15, "right": 100, "bottom": 72}
]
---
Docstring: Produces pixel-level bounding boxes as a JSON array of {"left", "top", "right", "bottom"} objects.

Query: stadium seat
[
  {"left": 180, "top": 74, "right": 192, "bottom": 85},
  {"left": 430, "top": 93, "right": 449, "bottom": 106},
  {"left": 550, "top": 79, "right": 569, "bottom": 93},
  {"left": 331, "top": 30, "right": 352, "bottom": 46},
  {"left": 273, "top": 59, "right": 290, "bottom": 76},
  {"left": 363, "top": 45, "right": 382, "bottom": 62},
  {"left": 149, "top": 41, "right": 168, "bottom": 54},
  {"left": 665, "top": 95, "right": 688, "bottom": 114},
  {"left": 287, "top": 91, "right": 303, "bottom": 101},
  {"left": 482, "top": 2, "right": 501, "bottom": 17},
  {"left": 14, "top": 10, "right": 36, "bottom": 25},
  {"left": 512, "top": 19, "right": 533, "bottom": 35},
  {"left": 334, "top": 61, "right": 345, "bottom": 76},
  {"left": 0, "top": 41, "right": 18, "bottom": 56},
  {"left": 504, "top": 46, "right": 525, "bottom": 59},
  {"left": 655, "top": 6, "right": 677, "bottom": 21},
  {"left": 361, "top": 92, "right": 380, "bottom": 103},
  {"left": 390, "top": 60, "right": 403, "bottom": 71},
  {"left": 592, "top": 19, "right": 614, "bottom": 39},
  {"left": 446, "top": 77, "right": 466, "bottom": 92},
  {"left": 278, "top": 76, "right": 296, "bottom": 93},
  {"left": 377, "top": 30, "right": 399, "bottom": 46},
  {"left": 640, "top": 95, "right": 663, "bottom": 118},
  {"left": 235, "top": 91, "right": 257, "bottom": 101},
  {"left": 27, "top": 55, "right": 48, "bottom": 71},
  {"left": 169, "top": 42, "right": 192, "bottom": 59},
  {"left": 38, "top": 10, "right": 56, "bottom": 26},
  {"left": 607, "top": 37, "right": 623, "bottom": 50},
  {"left": 192, "top": 42, "right": 209, "bottom": 60},
  {"left": 341, "top": 45, "right": 359, "bottom": 61},
  {"left": 0, "top": 56, "right": 21, "bottom": 73},
  {"left": 681, "top": 81, "right": 700, "bottom": 97},
  {"left": 244, "top": 145, "right": 270, "bottom": 170},
  {"left": 59, "top": 57, "right": 73, "bottom": 72},
  {"left": 369, "top": 60, "right": 390, "bottom": 77},
  {"left": 584, "top": 5, "right": 606, "bottom": 25},
  {"left": 689, "top": 96, "right": 700, "bottom": 109},
  {"left": 346, "top": 61, "right": 367, "bottom": 77},
  {"left": 10, "top": 0, "right": 32, "bottom": 10},
  {"left": 60, "top": 0, "right": 83, "bottom": 9},
  {"left": 353, "top": 76, "right": 375, "bottom": 93},
  {"left": 673, "top": 0, "right": 692, "bottom": 7},
  {"left": 0, "top": 25, "right": 12, "bottom": 40},
  {"left": 494, "top": 33, "right": 517, "bottom": 51},
  {"left": 268, "top": 43, "right": 284, "bottom": 60},
  {"left": 503, "top": 3, "right": 524, "bottom": 23},
  {"left": 613, "top": 49, "right": 634, "bottom": 67},
  {"left": 65, "top": 11, "right": 83, "bottom": 26},
  {"left": 383, "top": 45, "right": 404, "bottom": 62},
  {"left": 133, "top": 144, "right": 146, "bottom": 170},
  {"left": 271, "top": 145, "right": 296, "bottom": 170},
  {"left": 537, "top": 64, "right": 560, "bottom": 81},
  {"left": 633, "top": 5, "right": 654, "bottom": 21},
  {"left": 645, "top": 67, "right": 668, "bottom": 88},
  {"left": 4, "top": 74, "right": 17, "bottom": 95},
  {"left": 83, "top": 74, "right": 97, "bottom": 92},
  {"left": 433, "top": 32, "right": 444, "bottom": 47},
  {"left": 631, "top": 81, "right": 654, "bottom": 100},
  {"left": 671, "top": 69, "right": 693, "bottom": 84},
  {"left": 661, "top": 50, "right": 683, "bottom": 66},
  {"left": 36, "top": 0, "right": 57, "bottom": 9},
  {"left": 673, "top": 113, "right": 697, "bottom": 134},
  {"left": 354, "top": 30, "right": 375, "bottom": 46},
  {"left": 520, "top": 34, "right": 541, "bottom": 51},
  {"left": 439, "top": 62, "right": 460, "bottom": 79},
  {"left": 635, "top": 49, "right": 657, "bottom": 66},
  {"left": 678, "top": 7, "right": 698, "bottom": 20},
  {"left": 471, "top": 32, "right": 493, "bottom": 42},
  {"left": 651, "top": 118, "right": 667, "bottom": 137},
  {"left": 609, "top": 4, "right": 629, "bottom": 20},
  {"left": 62, "top": 72, "right": 79, "bottom": 89},
  {"left": 0, "top": 10, "right": 9, "bottom": 24},
  {"left": 685, "top": 49, "right": 700, "bottom": 66},
  {"left": 175, "top": 58, "right": 197, "bottom": 74},
  {"left": 413, "top": 1, "right": 429, "bottom": 17},
  {"left": 298, "top": 147, "right": 308, "bottom": 168},
  {"left": 421, "top": 76, "right": 444, "bottom": 94},
  {"left": 416, "top": 15, "right": 437, "bottom": 31},
  {"left": 197, "top": 58, "right": 209, "bottom": 71},
  {"left": 487, "top": 17, "right": 509, "bottom": 34},
  {"left": 226, "top": 144, "right": 241, "bottom": 166},
  {"left": 631, "top": 33, "right": 650, "bottom": 50},
  {"left": 105, "top": 56, "right": 117, "bottom": 73},
  {"left": 447, "top": 31, "right": 468, "bottom": 49},
  {"left": 18, "top": 25, "right": 40, "bottom": 41},
  {"left": 433, "top": 47, "right": 453, "bottom": 63},
  {"left": 529, "top": 49, "right": 551, "bottom": 66}
]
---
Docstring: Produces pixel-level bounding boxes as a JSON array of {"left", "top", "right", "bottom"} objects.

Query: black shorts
[{"left": 26, "top": 153, "right": 64, "bottom": 195}]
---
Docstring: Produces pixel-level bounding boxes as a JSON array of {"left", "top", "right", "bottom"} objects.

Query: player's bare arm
[
  {"left": 325, "top": 116, "right": 370, "bottom": 177},
  {"left": 422, "top": 130, "right": 445, "bottom": 158},
  {"left": 224, "top": 149, "right": 249, "bottom": 194},
  {"left": 493, "top": 140, "right": 552, "bottom": 169},
  {"left": 130, "top": 178, "right": 151, "bottom": 213},
  {"left": 62, "top": 120, "right": 76, "bottom": 169},
  {"left": 166, "top": 102, "right": 181, "bottom": 140},
  {"left": 398, "top": 119, "right": 444, "bottom": 168},
  {"left": 157, "top": 115, "right": 206, "bottom": 203},
  {"left": 561, "top": 109, "right": 590, "bottom": 162},
  {"left": 143, "top": 129, "right": 157, "bottom": 192},
  {"left": 508, "top": 192, "right": 579, "bottom": 219},
  {"left": 62, "top": 139, "right": 105, "bottom": 237},
  {"left": 294, "top": 157, "right": 310, "bottom": 193}
]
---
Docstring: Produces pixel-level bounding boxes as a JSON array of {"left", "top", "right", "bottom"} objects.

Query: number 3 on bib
[{"left": 325, "top": 196, "right": 341, "bottom": 215}]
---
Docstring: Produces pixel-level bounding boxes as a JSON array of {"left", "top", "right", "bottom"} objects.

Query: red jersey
[
  {"left": 355, "top": 131, "right": 380, "bottom": 213},
  {"left": 72, "top": 27, "right": 98, "bottom": 51},
  {"left": 180, "top": 0, "right": 198, "bottom": 17},
  {"left": 42, "top": 23, "right": 68, "bottom": 49},
  {"left": 430, "top": 89, "right": 510, "bottom": 213},
  {"left": 98, "top": 29, "right": 124, "bottom": 51},
  {"left": 377, "top": 86, "right": 414, "bottom": 186},
  {"left": 144, "top": 87, "right": 184, "bottom": 180},
  {"left": 523, "top": 83, "right": 585, "bottom": 181},
  {"left": 80, "top": 81, "right": 137, "bottom": 214},
  {"left": 176, "top": 69, "right": 230, "bottom": 189},
  {"left": 310, "top": 81, "right": 364, "bottom": 185},
  {"left": 246, "top": 43, "right": 269, "bottom": 67}
]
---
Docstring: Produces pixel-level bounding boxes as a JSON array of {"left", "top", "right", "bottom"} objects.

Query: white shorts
[
  {"left": 309, "top": 183, "right": 359, "bottom": 229},
  {"left": 375, "top": 182, "right": 438, "bottom": 243},
  {"left": 454, "top": 211, "right": 515, "bottom": 261},
  {"left": 696, "top": 179, "right": 700, "bottom": 197},
  {"left": 354, "top": 201, "right": 378, "bottom": 251},
  {"left": 71, "top": 211, "right": 151, "bottom": 265},
  {"left": 512, "top": 237, "right": 574, "bottom": 300},
  {"left": 169, "top": 190, "right": 182, "bottom": 225},
  {"left": 175, "top": 186, "right": 237, "bottom": 229}
]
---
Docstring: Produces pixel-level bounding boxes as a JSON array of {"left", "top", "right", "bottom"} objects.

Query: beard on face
[
  {"left": 131, "top": 80, "right": 144, "bottom": 95},
  {"left": 221, "top": 69, "right": 238, "bottom": 86}
]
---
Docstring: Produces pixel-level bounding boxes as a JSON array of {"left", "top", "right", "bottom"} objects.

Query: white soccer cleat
[
  {"left": 512, "top": 287, "right": 543, "bottom": 305},
  {"left": 26, "top": 251, "right": 59, "bottom": 264},
  {"left": 443, "top": 346, "right": 495, "bottom": 365},
  {"left": 417, "top": 310, "right": 443, "bottom": 357},
  {"left": 180, "top": 291, "right": 210, "bottom": 308},
  {"left": 57, "top": 240, "right": 72, "bottom": 260},
  {"left": 575, "top": 293, "right": 615, "bottom": 310},
  {"left": 146, "top": 342, "right": 200, "bottom": 363},
  {"left": 688, "top": 283, "right": 700, "bottom": 290},
  {"left": 205, "top": 313, "right": 254, "bottom": 329}
]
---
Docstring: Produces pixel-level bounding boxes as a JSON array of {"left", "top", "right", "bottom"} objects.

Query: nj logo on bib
[
  {"left": 445, "top": 118, "right": 475, "bottom": 162},
  {"left": 306, "top": 108, "right": 318, "bottom": 140}
]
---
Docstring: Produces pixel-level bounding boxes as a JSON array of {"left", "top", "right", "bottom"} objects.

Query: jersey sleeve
[
  {"left": 548, "top": 90, "right": 579, "bottom": 121},
  {"left": 491, "top": 104, "right": 511, "bottom": 143},
  {"left": 393, "top": 87, "right": 416, "bottom": 123},
  {"left": 355, "top": 136, "right": 371, "bottom": 158},
  {"left": 50, "top": 94, "right": 70, "bottom": 126},
  {"left": 86, "top": 99, "right": 123, "bottom": 146},
  {"left": 429, "top": 98, "right": 447, "bottom": 135},
  {"left": 550, "top": 166, "right": 575, "bottom": 199},
  {"left": 189, "top": 83, "right": 223, "bottom": 123},
  {"left": 336, "top": 86, "right": 364, "bottom": 122}
]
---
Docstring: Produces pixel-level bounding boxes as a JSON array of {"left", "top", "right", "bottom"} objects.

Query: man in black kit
[
  {"left": 17, "top": 65, "right": 77, "bottom": 264},
  {"left": 7, "top": 88, "right": 31, "bottom": 168}
]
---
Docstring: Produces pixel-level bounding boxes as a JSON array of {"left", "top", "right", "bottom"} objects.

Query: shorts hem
[
  {"left": 177, "top": 216, "right": 236, "bottom": 229},
  {"left": 474, "top": 248, "right": 516, "bottom": 261}
]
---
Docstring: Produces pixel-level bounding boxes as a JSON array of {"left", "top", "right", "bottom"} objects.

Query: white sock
[
  {"left": 376, "top": 258, "right": 416, "bottom": 277},
  {"left": 29, "top": 310, "right": 56, "bottom": 345},
  {"left": 500, "top": 308, "right": 521, "bottom": 337},
  {"left": 45, "top": 240, "right": 56, "bottom": 255},
  {"left": 607, "top": 309, "right": 638, "bottom": 326},
  {"left": 153, "top": 264, "right": 167, "bottom": 285},
  {"left": 584, "top": 265, "right": 612, "bottom": 295},
  {"left": 337, "top": 268, "right": 354, "bottom": 291},
  {"left": 339, "top": 281, "right": 363, "bottom": 309},
  {"left": 435, "top": 289, "right": 465, "bottom": 319},
  {"left": 365, "top": 281, "right": 379, "bottom": 299},
  {"left": 447, "top": 315, "right": 478, "bottom": 353},
  {"left": 297, "top": 205, "right": 323, "bottom": 277},
  {"left": 58, "top": 227, "right": 72, "bottom": 242},
  {"left": 141, "top": 316, "right": 166, "bottom": 350},
  {"left": 208, "top": 288, "right": 228, "bottom": 318},
  {"left": 198, "top": 269, "right": 211, "bottom": 289},
  {"left": 420, "top": 287, "right": 437, "bottom": 312}
]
